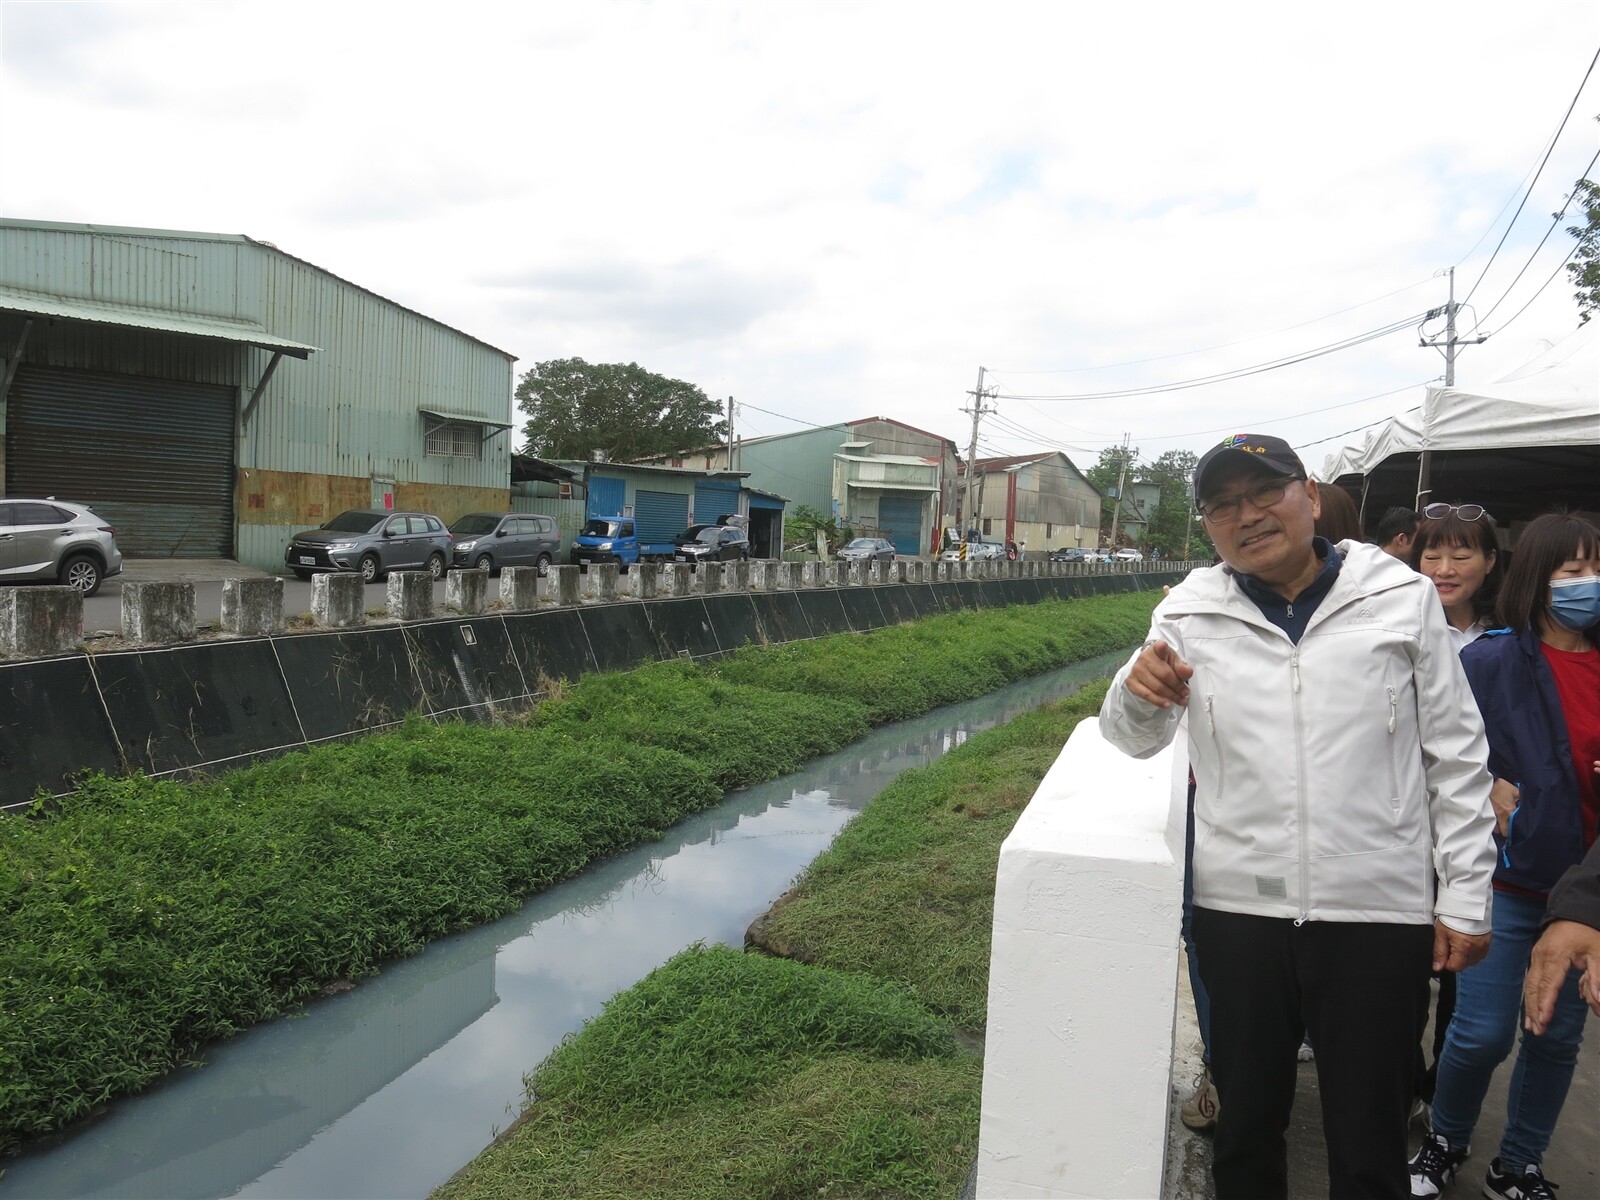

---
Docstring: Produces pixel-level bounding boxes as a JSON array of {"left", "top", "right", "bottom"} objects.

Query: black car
[
  {"left": 673, "top": 524, "right": 750, "bottom": 563},
  {"left": 286, "top": 509, "right": 453, "bottom": 583},
  {"left": 449, "top": 512, "right": 561, "bottom": 575},
  {"left": 1050, "top": 547, "right": 1092, "bottom": 563}
]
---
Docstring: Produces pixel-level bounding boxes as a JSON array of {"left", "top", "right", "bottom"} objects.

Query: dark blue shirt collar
[{"left": 1230, "top": 537, "right": 1343, "bottom": 644}]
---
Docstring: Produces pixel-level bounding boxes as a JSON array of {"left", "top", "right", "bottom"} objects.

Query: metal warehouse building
[{"left": 0, "top": 219, "right": 516, "bottom": 570}]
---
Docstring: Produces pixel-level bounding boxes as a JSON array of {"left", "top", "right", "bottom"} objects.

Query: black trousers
[{"left": 1193, "top": 907, "right": 1433, "bottom": 1200}]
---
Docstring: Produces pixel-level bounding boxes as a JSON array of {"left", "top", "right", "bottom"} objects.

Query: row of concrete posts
[{"left": 0, "top": 556, "right": 1165, "bottom": 659}]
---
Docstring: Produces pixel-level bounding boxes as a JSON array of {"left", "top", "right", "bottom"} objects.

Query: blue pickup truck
[{"left": 570, "top": 514, "right": 749, "bottom": 567}]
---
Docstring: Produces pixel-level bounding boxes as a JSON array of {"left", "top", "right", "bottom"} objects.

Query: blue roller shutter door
[
  {"left": 633, "top": 489, "right": 689, "bottom": 543},
  {"left": 694, "top": 480, "right": 741, "bottom": 525},
  {"left": 878, "top": 494, "right": 925, "bottom": 558}
]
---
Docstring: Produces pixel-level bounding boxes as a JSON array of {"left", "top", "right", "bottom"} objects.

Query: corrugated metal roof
[
  {"left": 0, "top": 285, "right": 319, "bottom": 357},
  {"left": 0, "top": 218, "right": 517, "bottom": 361}
]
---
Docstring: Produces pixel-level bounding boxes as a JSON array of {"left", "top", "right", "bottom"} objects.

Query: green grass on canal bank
[
  {"left": 435, "top": 681, "right": 1114, "bottom": 1200},
  {"left": 0, "top": 594, "right": 1152, "bottom": 1155}
]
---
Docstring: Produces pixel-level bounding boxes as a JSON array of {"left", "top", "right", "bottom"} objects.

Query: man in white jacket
[{"left": 1099, "top": 434, "right": 1496, "bottom": 1200}]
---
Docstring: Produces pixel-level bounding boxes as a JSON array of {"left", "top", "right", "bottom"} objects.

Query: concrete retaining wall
[
  {"left": 0, "top": 565, "right": 1192, "bottom": 812},
  {"left": 976, "top": 721, "right": 1187, "bottom": 1198}
]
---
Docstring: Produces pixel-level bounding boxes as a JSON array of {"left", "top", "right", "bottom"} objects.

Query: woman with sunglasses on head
[
  {"left": 1409, "top": 511, "right": 1600, "bottom": 1200},
  {"left": 1406, "top": 503, "right": 1501, "bottom": 1124},
  {"left": 1413, "top": 503, "right": 1500, "bottom": 651}
]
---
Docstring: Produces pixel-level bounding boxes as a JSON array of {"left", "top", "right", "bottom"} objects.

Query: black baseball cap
[{"left": 1193, "top": 434, "right": 1307, "bottom": 505}]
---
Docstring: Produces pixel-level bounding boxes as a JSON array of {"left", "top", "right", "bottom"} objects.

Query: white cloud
[{"left": 2, "top": 0, "right": 1596, "bottom": 463}]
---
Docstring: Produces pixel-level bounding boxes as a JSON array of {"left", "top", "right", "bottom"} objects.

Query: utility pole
[
  {"left": 1106, "top": 433, "right": 1132, "bottom": 550},
  {"left": 726, "top": 395, "right": 735, "bottom": 470},
  {"left": 961, "top": 366, "right": 993, "bottom": 534},
  {"left": 1416, "top": 268, "right": 1486, "bottom": 507}
]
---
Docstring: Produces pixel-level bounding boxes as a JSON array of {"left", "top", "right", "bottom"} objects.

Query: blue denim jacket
[{"left": 1461, "top": 625, "right": 1588, "bottom": 894}]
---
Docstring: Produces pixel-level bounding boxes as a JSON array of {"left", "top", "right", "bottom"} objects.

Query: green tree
[
  {"left": 1084, "top": 444, "right": 1138, "bottom": 534},
  {"left": 783, "top": 504, "right": 851, "bottom": 556},
  {"left": 1136, "top": 449, "right": 1208, "bottom": 558},
  {"left": 516, "top": 358, "right": 727, "bottom": 460},
  {"left": 1564, "top": 176, "right": 1600, "bottom": 324}
]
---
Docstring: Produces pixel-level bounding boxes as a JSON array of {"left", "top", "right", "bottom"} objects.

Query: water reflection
[{"left": 0, "top": 652, "right": 1125, "bottom": 1200}]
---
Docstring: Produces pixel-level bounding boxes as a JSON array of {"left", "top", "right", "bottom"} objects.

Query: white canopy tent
[{"left": 1315, "top": 323, "right": 1600, "bottom": 528}]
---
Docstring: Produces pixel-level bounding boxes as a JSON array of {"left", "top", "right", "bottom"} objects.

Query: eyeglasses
[
  {"left": 1423, "top": 503, "right": 1489, "bottom": 522},
  {"left": 1197, "top": 477, "right": 1303, "bottom": 524}
]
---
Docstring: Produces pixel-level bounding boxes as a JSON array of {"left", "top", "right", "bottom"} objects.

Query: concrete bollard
[
  {"left": 583, "top": 563, "right": 620, "bottom": 604},
  {"left": 445, "top": 568, "right": 490, "bottom": 615},
  {"left": 727, "top": 559, "right": 751, "bottom": 592},
  {"left": 311, "top": 573, "right": 364, "bottom": 628},
  {"left": 882, "top": 561, "right": 906, "bottom": 585},
  {"left": 660, "top": 563, "right": 692, "bottom": 597},
  {"left": 0, "top": 586, "right": 83, "bottom": 657},
  {"left": 846, "top": 561, "right": 868, "bottom": 587},
  {"left": 700, "top": 562, "right": 725, "bottom": 594},
  {"left": 799, "top": 562, "right": 826, "bottom": 589},
  {"left": 905, "top": 561, "right": 924, "bottom": 584},
  {"left": 221, "top": 577, "right": 283, "bottom": 635},
  {"left": 775, "top": 562, "right": 802, "bottom": 589},
  {"left": 122, "top": 580, "right": 196, "bottom": 644},
  {"left": 540, "top": 565, "right": 582, "bottom": 607},
  {"left": 748, "top": 560, "right": 772, "bottom": 591},
  {"left": 386, "top": 572, "right": 434, "bottom": 621},
  {"left": 636, "top": 563, "right": 665, "bottom": 600},
  {"left": 500, "top": 566, "right": 539, "bottom": 611}
]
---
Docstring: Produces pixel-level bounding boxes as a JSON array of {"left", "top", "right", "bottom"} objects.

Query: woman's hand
[{"left": 1490, "top": 776, "right": 1520, "bottom": 838}]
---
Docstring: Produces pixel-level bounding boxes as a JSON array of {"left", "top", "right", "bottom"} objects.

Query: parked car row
[
  {"left": 287, "top": 509, "right": 563, "bottom": 583},
  {"left": 1047, "top": 546, "right": 1144, "bottom": 564}
]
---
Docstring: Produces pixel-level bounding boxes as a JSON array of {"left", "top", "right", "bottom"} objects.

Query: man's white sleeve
[
  {"left": 1412, "top": 584, "right": 1496, "bottom": 937},
  {"left": 1098, "top": 619, "right": 1185, "bottom": 760}
]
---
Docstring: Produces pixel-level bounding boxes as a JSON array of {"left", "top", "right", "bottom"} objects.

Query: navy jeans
[{"left": 1431, "top": 889, "right": 1590, "bottom": 1171}]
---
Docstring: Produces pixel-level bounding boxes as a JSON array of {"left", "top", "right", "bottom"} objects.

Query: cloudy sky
[{"left": 2, "top": 1, "right": 1597, "bottom": 477}]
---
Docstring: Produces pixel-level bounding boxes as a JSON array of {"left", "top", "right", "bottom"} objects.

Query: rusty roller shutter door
[{"left": 6, "top": 364, "right": 235, "bottom": 557}]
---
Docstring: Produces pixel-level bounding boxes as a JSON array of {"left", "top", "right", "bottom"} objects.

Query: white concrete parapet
[
  {"left": 500, "top": 566, "right": 539, "bottom": 610},
  {"left": 445, "top": 568, "right": 489, "bottom": 615},
  {"left": 122, "top": 581, "right": 196, "bottom": 644},
  {"left": 221, "top": 577, "right": 283, "bottom": 634},
  {"left": 311, "top": 573, "right": 363, "bottom": 628},
  {"left": 386, "top": 572, "right": 433, "bottom": 621},
  {"left": 977, "top": 721, "right": 1186, "bottom": 1199},
  {"left": 0, "top": 586, "right": 82, "bottom": 656}
]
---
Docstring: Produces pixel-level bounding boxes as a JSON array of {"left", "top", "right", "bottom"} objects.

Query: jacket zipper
[{"left": 1292, "top": 649, "right": 1309, "bottom": 924}]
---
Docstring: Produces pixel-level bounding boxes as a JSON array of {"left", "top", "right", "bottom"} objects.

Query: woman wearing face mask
[{"left": 1409, "top": 511, "right": 1600, "bottom": 1200}]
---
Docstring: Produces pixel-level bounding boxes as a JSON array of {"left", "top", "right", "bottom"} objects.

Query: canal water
[{"left": 0, "top": 651, "right": 1129, "bottom": 1200}]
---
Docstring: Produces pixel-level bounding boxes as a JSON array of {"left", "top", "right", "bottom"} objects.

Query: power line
[
  {"left": 990, "top": 315, "right": 1425, "bottom": 403},
  {"left": 1460, "top": 44, "right": 1600, "bottom": 308},
  {"left": 985, "top": 276, "right": 1436, "bottom": 376}
]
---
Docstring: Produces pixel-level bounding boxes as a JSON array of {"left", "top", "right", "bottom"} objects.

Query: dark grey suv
[
  {"left": 449, "top": 512, "right": 561, "bottom": 574},
  {"left": 0, "top": 498, "right": 123, "bottom": 596},
  {"left": 286, "top": 510, "right": 453, "bottom": 583}
]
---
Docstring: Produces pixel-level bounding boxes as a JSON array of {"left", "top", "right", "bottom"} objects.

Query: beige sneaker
[{"left": 1180, "top": 1067, "right": 1219, "bottom": 1131}]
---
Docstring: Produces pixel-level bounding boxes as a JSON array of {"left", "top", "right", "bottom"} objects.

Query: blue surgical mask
[{"left": 1548, "top": 575, "right": 1600, "bottom": 631}]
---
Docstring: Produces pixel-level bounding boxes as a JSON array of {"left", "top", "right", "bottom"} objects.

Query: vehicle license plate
[{"left": 298, "top": 556, "right": 316, "bottom": 565}]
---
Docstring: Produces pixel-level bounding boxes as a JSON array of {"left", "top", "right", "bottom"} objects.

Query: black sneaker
[
  {"left": 1483, "top": 1158, "right": 1559, "bottom": 1200},
  {"left": 1408, "top": 1131, "right": 1468, "bottom": 1198}
]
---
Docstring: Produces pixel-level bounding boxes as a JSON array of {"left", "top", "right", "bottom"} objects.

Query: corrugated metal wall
[{"left": 1, "top": 223, "right": 517, "bottom": 570}]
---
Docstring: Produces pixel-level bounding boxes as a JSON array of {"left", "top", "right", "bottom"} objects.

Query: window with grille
[{"left": 425, "top": 420, "right": 482, "bottom": 459}]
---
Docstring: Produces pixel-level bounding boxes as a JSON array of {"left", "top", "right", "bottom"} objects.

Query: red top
[{"left": 1541, "top": 641, "right": 1600, "bottom": 849}]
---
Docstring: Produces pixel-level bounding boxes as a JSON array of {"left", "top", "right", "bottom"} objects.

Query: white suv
[
  {"left": 1113, "top": 548, "right": 1144, "bottom": 562},
  {"left": 0, "top": 498, "right": 124, "bottom": 596}
]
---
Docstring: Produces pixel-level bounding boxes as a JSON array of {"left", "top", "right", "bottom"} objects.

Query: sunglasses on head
[{"left": 1423, "top": 503, "right": 1489, "bottom": 522}]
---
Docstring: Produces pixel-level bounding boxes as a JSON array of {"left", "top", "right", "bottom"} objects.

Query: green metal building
[{"left": 0, "top": 219, "right": 516, "bottom": 570}]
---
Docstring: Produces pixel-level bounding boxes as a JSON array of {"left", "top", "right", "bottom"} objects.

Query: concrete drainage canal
[{"left": 0, "top": 650, "right": 1131, "bottom": 1200}]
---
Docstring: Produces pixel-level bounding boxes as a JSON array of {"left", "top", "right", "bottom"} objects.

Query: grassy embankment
[
  {"left": 0, "top": 592, "right": 1154, "bottom": 1156},
  {"left": 436, "top": 680, "right": 1118, "bottom": 1200}
]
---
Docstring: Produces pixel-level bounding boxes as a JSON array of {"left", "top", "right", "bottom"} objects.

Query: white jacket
[{"left": 1099, "top": 541, "right": 1496, "bottom": 934}]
